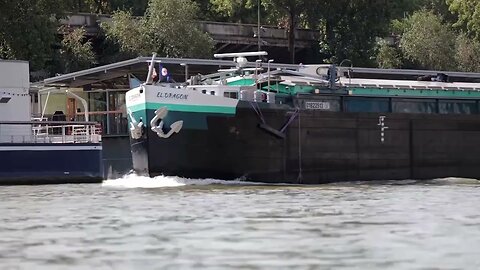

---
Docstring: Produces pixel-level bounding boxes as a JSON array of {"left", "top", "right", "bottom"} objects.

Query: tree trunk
[
  {"left": 325, "top": 18, "right": 335, "bottom": 60},
  {"left": 288, "top": 11, "right": 295, "bottom": 64}
]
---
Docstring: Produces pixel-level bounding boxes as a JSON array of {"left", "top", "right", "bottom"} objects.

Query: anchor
[
  {"left": 127, "top": 109, "right": 144, "bottom": 139},
  {"left": 150, "top": 107, "right": 183, "bottom": 139}
]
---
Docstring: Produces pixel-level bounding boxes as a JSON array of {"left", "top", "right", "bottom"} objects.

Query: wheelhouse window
[
  {"left": 438, "top": 100, "right": 478, "bottom": 115},
  {"left": 392, "top": 98, "right": 437, "bottom": 114},
  {"left": 344, "top": 97, "right": 390, "bottom": 113}
]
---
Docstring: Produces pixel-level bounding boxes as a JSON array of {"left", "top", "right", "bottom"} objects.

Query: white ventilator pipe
[{"left": 41, "top": 91, "right": 51, "bottom": 120}]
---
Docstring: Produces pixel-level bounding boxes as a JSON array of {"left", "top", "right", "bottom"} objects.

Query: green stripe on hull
[
  {"left": 128, "top": 102, "right": 236, "bottom": 114},
  {"left": 350, "top": 88, "right": 480, "bottom": 98}
]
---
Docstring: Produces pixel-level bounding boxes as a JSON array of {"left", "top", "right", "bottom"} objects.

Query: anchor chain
[{"left": 128, "top": 109, "right": 144, "bottom": 139}]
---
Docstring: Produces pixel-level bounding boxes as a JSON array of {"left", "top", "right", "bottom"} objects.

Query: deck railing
[
  {"left": 37, "top": 112, "right": 129, "bottom": 136},
  {"left": 0, "top": 121, "right": 101, "bottom": 144}
]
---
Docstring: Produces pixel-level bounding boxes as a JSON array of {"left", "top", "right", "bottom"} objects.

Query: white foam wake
[
  {"left": 429, "top": 177, "right": 480, "bottom": 185},
  {"left": 102, "top": 173, "right": 265, "bottom": 189},
  {"left": 102, "top": 174, "right": 186, "bottom": 188}
]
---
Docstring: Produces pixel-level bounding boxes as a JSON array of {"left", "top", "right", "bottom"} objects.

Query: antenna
[
  {"left": 214, "top": 51, "right": 268, "bottom": 70},
  {"left": 213, "top": 51, "right": 268, "bottom": 58}
]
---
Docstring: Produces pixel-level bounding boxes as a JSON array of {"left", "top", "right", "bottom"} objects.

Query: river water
[{"left": 1, "top": 175, "right": 479, "bottom": 269}]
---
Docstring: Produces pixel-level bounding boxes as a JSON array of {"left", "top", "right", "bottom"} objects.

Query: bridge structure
[{"left": 61, "top": 13, "right": 321, "bottom": 64}]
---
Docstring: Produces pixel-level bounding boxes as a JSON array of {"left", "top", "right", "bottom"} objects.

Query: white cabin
[{"left": 0, "top": 61, "right": 31, "bottom": 142}]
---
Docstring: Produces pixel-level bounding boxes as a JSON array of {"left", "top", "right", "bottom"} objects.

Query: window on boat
[
  {"left": 275, "top": 94, "right": 293, "bottom": 105},
  {"left": 344, "top": 97, "right": 390, "bottom": 113},
  {"left": 223, "top": 91, "right": 238, "bottom": 99},
  {"left": 438, "top": 100, "right": 478, "bottom": 115},
  {"left": 392, "top": 99, "right": 437, "bottom": 114}
]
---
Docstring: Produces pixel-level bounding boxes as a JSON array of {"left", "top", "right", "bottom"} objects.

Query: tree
[
  {"left": 209, "top": 0, "right": 314, "bottom": 63},
  {"left": 81, "top": 0, "right": 148, "bottom": 15},
  {"left": 192, "top": 0, "right": 226, "bottom": 21},
  {"left": 59, "top": 0, "right": 148, "bottom": 15},
  {"left": 420, "top": 0, "right": 455, "bottom": 20},
  {"left": 110, "top": 0, "right": 148, "bottom": 15},
  {"left": 455, "top": 33, "right": 480, "bottom": 72},
  {"left": 0, "top": 0, "right": 104, "bottom": 75},
  {"left": 400, "top": 10, "right": 456, "bottom": 70},
  {"left": 0, "top": 0, "right": 67, "bottom": 70},
  {"left": 316, "top": 0, "right": 396, "bottom": 67},
  {"left": 386, "top": 0, "right": 453, "bottom": 19},
  {"left": 448, "top": 0, "right": 480, "bottom": 38},
  {"left": 209, "top": 0, "right": 257, "bottom": 23},
  {"left": 376, "top": 40, "right": 403, "bottom": 69},
  {"left": 261, "top": 0, "right": 311, "bottom": 64},
  {"left": 102, "top": 0, "right": 213, "bottom": 58},
  {"left": 55, "top": 26, "right": 97, "bottom": 73},
  {"left": 207, "top": 0, "right": 401, "bottom": 65}
]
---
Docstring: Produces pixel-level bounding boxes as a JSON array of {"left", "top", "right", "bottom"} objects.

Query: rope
[
  {"left": 249, "top": 101, "right": 266, "bottom": 124},
  {"left": 280, "top": 108, "right": 299, "bottom": 133},
  {"left": 297, "top": 111, "right": 303, "bottom": 183}
]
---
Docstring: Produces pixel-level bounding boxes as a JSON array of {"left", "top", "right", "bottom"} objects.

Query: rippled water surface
[{"left": 1, "top": 176, "right": 480, "bottom": 269}]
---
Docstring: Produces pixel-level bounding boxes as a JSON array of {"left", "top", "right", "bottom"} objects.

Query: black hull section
[
  {"left": 131, "top": 106, "right": 480, "bottom": 184},
  {"left": 0, "top": 143, "right": 103, "bottom": 185}
]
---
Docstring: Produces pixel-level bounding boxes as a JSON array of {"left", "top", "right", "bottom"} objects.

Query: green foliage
[
  {"left": 78, "top": 0, "right": 148, "bottom": 15},
  {"left": 400, "top": 10, "right": 456, "bottom": 70},
  {"left": 85, "top": 0, "right": 110, "bottom": 13},
  {"left": 0, "top": 0, "right": 66, "bottom": 70},
  {"left": 317, "top": 0, "right": 396, "bottom": 67},
  {"left": 448, "top": 0, "right": 480, "bottom": 37},
  {"left": 210, "top": 0, "right": 257, "bottom": 23},
  {"left": 386, "top": 0, "right": 453, "bottom": 20},
  {"left": 56, "top": 27, "right": 97, "bottom": 73},
  {"left": 261, "top": 0, "right": 307, "bottom": 22},
  {"left": 376, "top": 40, "right": 403, "bottom": 69},
  {"left": 55, "top": 0, "right": 147, "bottom": 15},
  {"left": 455, "top": 33, "right": 480, "bottom": 72},
  {"left": 0, "top": 0, "right": 100, "bottom": 73},
  {"left": 103, "top": 10, "right": 145, "bottom": 55},
  {"left": 419, "top": 0, "right": 454, "bottom": 19},
  {"left": 2, "top": 0, "right": 480, "bottom": 74},
  {"left": 102, "top": 0, "right": 213, "bottom": 58},
  {"left": 192, "top": 0, "right": 225, "bottom": 21},
  {"left": 261, "top": 0, "right": 312, "bottom": 63},
  {"left": 110, "top": 0, "right": 148, "bottom": 15}
]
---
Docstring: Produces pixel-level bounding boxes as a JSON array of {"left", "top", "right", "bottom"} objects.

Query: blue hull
[{"left": 0, "top": 143, "right": 103, "bottom": 185}]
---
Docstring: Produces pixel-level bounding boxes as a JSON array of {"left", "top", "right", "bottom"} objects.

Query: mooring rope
[
  {"left": 280, "top": 108, "right": 299, "bottom": 133},
  {"left": 249, "top": 101, "right": 266, "bottom": 124},
  {"left": 297, "top": 111, "right": 303, "bottom": 183}
]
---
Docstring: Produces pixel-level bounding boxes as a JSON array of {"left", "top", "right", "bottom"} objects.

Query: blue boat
[{"left": 0, "top": 60, "right": 103, "bottom": 185}]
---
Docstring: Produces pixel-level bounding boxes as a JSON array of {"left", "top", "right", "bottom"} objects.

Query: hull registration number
[{"left": 305, "top": 101, "right": 330, "bottom": 110}]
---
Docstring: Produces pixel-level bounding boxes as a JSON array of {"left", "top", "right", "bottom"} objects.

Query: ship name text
[{"left": 157, "top": 92, "right": 189, "bottom": 100}]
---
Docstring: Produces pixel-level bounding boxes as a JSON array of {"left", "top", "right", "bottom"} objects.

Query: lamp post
[{"left": 257, "top": 0, "right": 261, "bottom": 52}]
